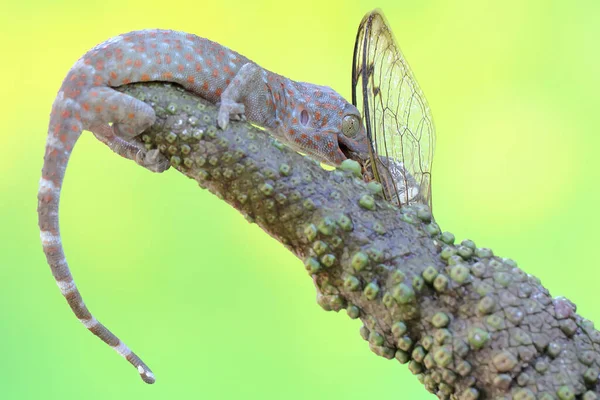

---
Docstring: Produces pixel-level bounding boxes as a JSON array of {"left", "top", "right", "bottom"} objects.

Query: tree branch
[{"left": 118, "top": 82, "right": 600, "bottom": 400}]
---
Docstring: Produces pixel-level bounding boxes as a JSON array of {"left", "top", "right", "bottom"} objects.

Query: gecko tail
[{"left": 38, "top": 95, "right": 155, "bottom": 384}]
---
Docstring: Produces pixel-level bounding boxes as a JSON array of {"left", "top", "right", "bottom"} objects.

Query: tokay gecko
[{"left": 38, "top": 29, "right": 369, "bottom": 383}]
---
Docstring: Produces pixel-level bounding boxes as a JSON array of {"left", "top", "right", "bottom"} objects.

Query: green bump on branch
[{"left": 118, "top": 82, "right": 600, "bottom": 399}]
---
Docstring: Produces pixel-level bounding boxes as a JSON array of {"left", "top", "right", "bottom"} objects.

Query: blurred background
[{"left": 1, "top": 0, "right": 599, "bottom": 398}]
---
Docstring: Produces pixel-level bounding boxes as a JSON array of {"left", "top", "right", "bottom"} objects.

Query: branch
[{"left": 118, "top": 82, "right": 600, "bottom": 400}]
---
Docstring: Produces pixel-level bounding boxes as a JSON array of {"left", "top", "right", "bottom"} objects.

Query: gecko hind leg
[
  {"left": 82, "top": 87, "right": 169, "bottom": 173},
  {"left": 90, "top": 124, "right": 169, "bottom": 173}
]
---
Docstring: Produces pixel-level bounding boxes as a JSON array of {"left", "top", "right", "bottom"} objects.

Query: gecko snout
[{"left": 337, "top": 129, "right": 370, "bottom": 162}]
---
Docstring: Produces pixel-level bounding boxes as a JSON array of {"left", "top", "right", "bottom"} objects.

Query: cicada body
[{"left": 352, "top": 10, "right": 435, "bottom": 210}]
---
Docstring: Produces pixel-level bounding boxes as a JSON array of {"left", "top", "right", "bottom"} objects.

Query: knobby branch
[{"left": 118, "top": 82, "right": 600, "bottom": 400}]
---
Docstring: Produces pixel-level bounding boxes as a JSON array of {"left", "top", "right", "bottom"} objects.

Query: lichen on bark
[{"left": 118, "top": 82, "right": 600, "bottom": 400}]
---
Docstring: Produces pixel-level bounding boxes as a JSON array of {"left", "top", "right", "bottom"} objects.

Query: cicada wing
[{"left": 352, "top": 9, "right": 435, "bottom": 209}]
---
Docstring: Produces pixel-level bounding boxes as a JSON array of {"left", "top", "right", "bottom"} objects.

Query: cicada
[{"left": 352, "top": 10, "right": 435, "bottom": 210}]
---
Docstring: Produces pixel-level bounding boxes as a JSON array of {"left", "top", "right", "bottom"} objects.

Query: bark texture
[{"left": 118, "top": 82, "right": 600, "bottom": 400}]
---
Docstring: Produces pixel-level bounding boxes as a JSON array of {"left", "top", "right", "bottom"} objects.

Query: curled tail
[{"left": 38, "top": 93, "right": 155, "bottom": 384}]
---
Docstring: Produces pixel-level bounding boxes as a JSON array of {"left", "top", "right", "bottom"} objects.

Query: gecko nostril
[{"left": 300, "top": 110, "right": 309, "bottom": 125}]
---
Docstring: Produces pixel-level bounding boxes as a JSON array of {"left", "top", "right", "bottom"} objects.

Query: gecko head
[{"left": 283, "top": 83, "right": 369, "bottom": 166}]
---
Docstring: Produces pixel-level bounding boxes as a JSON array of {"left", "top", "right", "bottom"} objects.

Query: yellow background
[{"left": 1, "top": 0, "right": 599, "bottom": 398}]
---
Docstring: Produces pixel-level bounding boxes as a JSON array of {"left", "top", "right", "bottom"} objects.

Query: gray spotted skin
[
  {"left": 39, "top": 30, "right": 369, "bottom": 384},
  {"left": 118, "top": 82, "right": 600, "bottom": 397}
]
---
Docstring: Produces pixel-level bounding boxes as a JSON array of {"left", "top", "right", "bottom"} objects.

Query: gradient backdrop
[{"left": 1, "top": 0, "right": 599, "bottom": 398}]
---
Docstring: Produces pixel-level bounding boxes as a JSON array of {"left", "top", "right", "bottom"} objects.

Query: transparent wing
[{"left": 352, "top": 9, "right": 435, "bottom": 209}]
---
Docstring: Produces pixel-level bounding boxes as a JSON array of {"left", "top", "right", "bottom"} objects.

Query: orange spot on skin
[
  {"left": 90, "top": 91, "right": 98, "bottom": 97},
  {"left": 327, "top": 142, "right": 334, "bottom": 149},
  {"left": 125, "top": 59, "right": 133, "bottom": 66},
  {"left": 212, "top": 69, "right": 219, "bottom": 78},
  {"left": 70, "top": 124, "right": 78, "bottom": 132},
  {"left": 178, "top": 64, "right": 185, "bottom": 72},
  {"left": 187, "top": 76, "right": 195, "bottom": 84},
  {"left": 110, "top": 71, "right": 118, "bottom": 80},
  {"left": 223, "top": 66, "right": 231, "bottom": 74},
  {"left": 151, "top": 43, "right": 157, "bottom": 49},
  {"left": 134, "top": 45, "right": 145, "bottom": 52},
  {"left": 202, "top": 81, "right": 209, "bottom": 91},
  {"left": 314, "top": 111, "right": 321, "bottom": 121},
  {"left": 225, "top": 79, "right": 230, "bottom": 85},
  {"left": 109, "top": 104, "right": 118, "bottom": 111},
  {"left": 61, "top": 110, "right": 70, "bottom": 118},
  {"left": 288, "top": 128, "right": 296, "bottom": 135},
  {"left": 163, "top": 72, "right": 173, "bottom": 79},
  {"left": 215, "top": 87, "right": 223, "bottom": 96},
  {"left": 194, "top": 47, "right": 203, "bottom": 55},
  {"left": 206, "top": 59, "right": 213, "bottom": 67},
  {"left": 322, "top": 116, "right": 329, "bottom": 125},
  {"left": 59, "top": 133, "right": 68, "bottom": 143},
  {"left": 84, "top": 58, "right": 92, "bottom": 65},
  {"left": 292, "top": 118, "right": 298, "bottom": 124},
  {"left": 300, "top": 133, "right": 308, "bottom": 140},
  {"left": 195, "top": 63, "right": 203, "bottom": 72},
  {"left": 128, "top": 112, "right": 135, "bottom": 119},
  {"left": 314, "top": 135, "right": 322, "bottom": 141},
  {"left": 67, "top": 88, "right": 81, "bottom": 98},
  {"left": 76, "top": 80, "right": 85, "bottom": 87},
  {"left": 95, "top": 106, "right": 103, "bottom": 113},
  {"left": 122, "top": 78, "right": 131, "bottom": 84},
  {"left": 165, "top": 55, "right": 172, "bottom": 64},
  {"left": 141, "top": 74, "right": 150, "bottom": 81},
  {"left": 134, "top": 59, "right": 142, "bottom": 68},
  {"left": 185, "top": 53, "right": 193, "bottom": 61},
  {"left": 93, "top": 75, "right": 103, "bottom": 86}
]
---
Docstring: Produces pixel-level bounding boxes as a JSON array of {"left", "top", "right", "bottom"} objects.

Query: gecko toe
[
  {"left": 136, "top": 149, "right": 169, "bottom": 173},
  {"left": 217, "top": 112, "right": 229, "bottom": 130},
  {"left": 217, "top": 100, "right": 245, "bottom": 129}
]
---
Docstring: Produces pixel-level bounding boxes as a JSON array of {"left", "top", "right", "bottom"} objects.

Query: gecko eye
[
  {"left": 300, "top": 110, "right": 309, "bottom": 126},
  {"left": 342, "top": 115, "right": 360, "bottom": 138}
]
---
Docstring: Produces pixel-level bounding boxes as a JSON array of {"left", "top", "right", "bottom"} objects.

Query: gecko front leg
[{"left": 217, "top": 63, "right": 268, "bottom": 130}]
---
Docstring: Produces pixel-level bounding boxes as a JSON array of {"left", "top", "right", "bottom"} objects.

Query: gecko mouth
[
  {"left": 338, "top": 138, "right": 368, "bottom": 163},
  {"left": 339, "top": 141, "right": 355, "bottom": 160}
]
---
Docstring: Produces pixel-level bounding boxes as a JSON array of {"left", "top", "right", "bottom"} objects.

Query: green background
[{"left": 1, "top": 0, "right": 599, "bottom": 398}]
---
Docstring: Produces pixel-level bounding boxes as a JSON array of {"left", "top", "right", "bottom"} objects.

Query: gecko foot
[
  {"left": 135, "top": 149, "right": 170, "bottom": 173},
  {"left": 217, "top": 100, "right": 245, "bottom": 130}
]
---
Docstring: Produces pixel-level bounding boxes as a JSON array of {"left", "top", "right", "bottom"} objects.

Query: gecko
[{"left": 38, "top": 29, "right": 370, "bottom": 384}]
